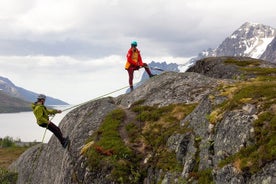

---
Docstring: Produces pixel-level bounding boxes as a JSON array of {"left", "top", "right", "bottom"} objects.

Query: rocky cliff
[{"left": 9, "top": 56, "right": 276, "bottom": 183}]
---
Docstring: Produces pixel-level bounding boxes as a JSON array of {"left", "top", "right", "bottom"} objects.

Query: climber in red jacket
[{"left": 125, "top": 41, "right": 155, "bottom": 91}]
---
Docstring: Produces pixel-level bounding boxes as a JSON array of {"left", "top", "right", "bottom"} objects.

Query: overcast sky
[{"left": 0, "top": 0, "right": 276, "bottom": 105}]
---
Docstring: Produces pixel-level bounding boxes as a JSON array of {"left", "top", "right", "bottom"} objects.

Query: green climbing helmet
[{"left": 131, "top": 41, "right": 137, "bottom": 47}]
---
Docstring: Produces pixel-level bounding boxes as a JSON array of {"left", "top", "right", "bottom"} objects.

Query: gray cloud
[
  {"left": 0, "top": 0, "right": 276, "bottom": 59},
  {"left": 1, "top": 1, "right": 276, "bottom": 104}
]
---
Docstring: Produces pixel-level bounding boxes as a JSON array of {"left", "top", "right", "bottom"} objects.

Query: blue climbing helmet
[{"left": 131, "top": 41, "right": 137, "bottom": 47}]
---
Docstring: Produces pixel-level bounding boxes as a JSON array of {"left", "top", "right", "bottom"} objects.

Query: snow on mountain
[
  {"left": 140, "top": 22, "right": 276, "bottom": 78},
  {"left": 216, "top": 22, "right": 276, "bottom": 58},
  {"left": 0, "top": 76, "right": 22, "bottom": 98},
  {"left": 0, "top": 76, "right": 68, "bottom": 105},
  {"left": 245, "top": 37, "right": 274, "bottom": 58},
  {"left": 239, "top": 22, "right": 275, "bottom": 58},
  {"left": 178, "top": 60, "right": 195, "bottom": 72},
  {"left": 191, "top": 22, "right": 276, "bottom": 64},
  {"left": 261, "top": 37, "right": 276, "bottom": 63}
]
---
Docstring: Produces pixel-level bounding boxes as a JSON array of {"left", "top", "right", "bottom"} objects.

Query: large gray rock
[
  {"left": 116, "top": 72, "right": 221, "bottom": 107},
  {"left": 9, "top": 97, "right": 117, "bottom": 184},
  {"left": 248, "top": 161, "right": 276, "bottom": 184},
  {"left": 8, "top": 64, "right": 276, "bottom": 184},
  {"left": 213, "top": 111, "right": 256, "bottom": 166},
  {"left": 214, "top": 161, "right": 276, "bottom": 184},
  {"left": 187, "top": 56, "right": 276, "bottom": 80}
]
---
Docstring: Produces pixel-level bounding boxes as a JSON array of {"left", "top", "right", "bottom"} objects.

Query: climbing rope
[
  {"left": 61, "top": 84, "right": 131, "bottom": 112},
  {"left": 27, "top": 115, "right": 55, "bottom": 184},
  {"left": 27, "top": 83, "right": 139, "bottom": 182},
  {"left": 149, "top": 66, "right": 166, "bottom": 72},
  {"left": 27, "top": 68, "right": 166, "bottom": 183}
]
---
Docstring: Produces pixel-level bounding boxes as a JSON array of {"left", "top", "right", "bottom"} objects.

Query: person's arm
[
  {"left": 137, "top": 51, "right": 144, "bottom": 66},
  {"left": 47, "top": 108, "right": 62, "bottom": 115}
]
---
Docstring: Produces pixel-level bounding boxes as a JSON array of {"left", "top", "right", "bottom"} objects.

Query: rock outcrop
[{"left": 9, "top": 56, "right": 276, "bottom": 183}]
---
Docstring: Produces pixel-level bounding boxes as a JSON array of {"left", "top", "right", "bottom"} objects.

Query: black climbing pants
[{"left": 40, "top": 122, "right": 64, "bottom": 144}]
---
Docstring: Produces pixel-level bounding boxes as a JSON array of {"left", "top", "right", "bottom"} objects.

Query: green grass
[
  {"left": 216, "top": 95, "right": 276, "bottom": 174},
  {"left": 85, "top": 109, "right": 144, "bottom": 183},
  {"left": 215, "top": 80, "right": 276, "bottom": 174},
  {"left": 0, "top": 137, "right": 33, "bottom": 184},
  {"left": 243, "top": 67, "right": 276, "bottom": 76},
  {"left": 224, "top": 58, "right": 261, "bottom": 67},
  {"left": 0, "top": 147, "right": 28, "bottom": 169},
  {"left": 197, "top": 169, "right": 214, "bottom": 184},
  {"left": 84, "top": 103, "right": 197, "bottom": 183},
  {"left": 130, "top": 103, "right": 197, "bottom": 173},
  {"left": 0, "top": 167, "right": 18, "bottom": 184}
]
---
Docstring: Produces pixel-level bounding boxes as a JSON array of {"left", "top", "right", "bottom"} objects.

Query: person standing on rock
[
  {"left": 125, "top": 41, "right": 156, "bottom": 91},
  {"left": 32, "top": 94, "right": 69, "bottom": 148}
]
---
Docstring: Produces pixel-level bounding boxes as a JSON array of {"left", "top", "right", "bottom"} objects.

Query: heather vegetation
[
  {"left": 210, "top": 59, "right": 276, "bottom": 174},
  {"left": 84, "top": 103, "right": 197, "bottom": 183},
  {"left": 0, "top": 137, "right": 36, "bottom": 184}
]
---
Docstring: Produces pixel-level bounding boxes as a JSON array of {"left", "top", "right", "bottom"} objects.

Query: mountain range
[
  {"left": 190, "top": 22, "right": 276, "bottom": 64},
  {"left": 2, "top": 22, "right": 276, "bottom": 112},
  {"left": 0, "top": 90, "right": 31, "bottom": 113},
  {"left": 146, "top": 22, "right": 276, "bottom": 74},
  {"left": 0, "top": 76, "right": 68, "bottom": 113}
]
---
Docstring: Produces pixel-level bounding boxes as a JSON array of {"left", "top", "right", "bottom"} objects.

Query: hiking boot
[
  {"left": 130, "top": 86, "right": 134, "bottom": 92},
  {"left": 62, "top": 136, "right": 70, "bottom": 148},
  {"left": 149, "top": 74, "right": 157, "bottom": 78}
]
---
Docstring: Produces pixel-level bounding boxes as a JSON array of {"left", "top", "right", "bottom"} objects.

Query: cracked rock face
[
  {"left": 8, "top": 57, "right": 276, "bottom": 184},
  {"left": 116, "top": 72, "right": 221, "bottom": 107}
]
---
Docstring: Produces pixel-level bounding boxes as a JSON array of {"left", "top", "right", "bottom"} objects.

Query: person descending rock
[
  {"left": 32, "top": 94, "right": 69, "bottom": 148},
  {"left": 125, "top": 41, "right": 156, "bottom": 91}
]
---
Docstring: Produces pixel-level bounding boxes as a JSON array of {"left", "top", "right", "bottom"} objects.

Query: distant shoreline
[{"left": 0, "top": 104, "right": 73, "bottom": 114}]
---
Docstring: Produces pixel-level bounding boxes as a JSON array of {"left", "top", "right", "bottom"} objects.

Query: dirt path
[{"left": 119, "top": 108, "right": 146, "bottom": 154}]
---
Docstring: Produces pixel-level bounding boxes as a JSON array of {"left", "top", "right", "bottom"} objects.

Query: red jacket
[{"left": 125, "top": 48, "right": 144, "bottom": 69}]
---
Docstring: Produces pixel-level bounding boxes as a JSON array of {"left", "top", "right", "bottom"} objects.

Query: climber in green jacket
[{"left": 32, "top": 94, "right": 69, "bottom": 148}]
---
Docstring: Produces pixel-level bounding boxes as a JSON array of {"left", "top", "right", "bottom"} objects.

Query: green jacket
[{"left": 32, "top": 102, "right": 59, "bottom": 126}]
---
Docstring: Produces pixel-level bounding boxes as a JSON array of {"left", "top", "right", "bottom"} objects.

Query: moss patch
[
  {"left": 84, "top": 103, "right": 197, "bottom": 183},
  {"left": 215, "top": 79, "right": 276, "bottom": 174},
  {"left": 130, "top": 103, "right": 197, "bottom": 173},
  {"left": 0, "top": 167, "right": 18, "bottom": 184},
  {"left": 85, "top": 108, "right": 144, "bottom": 183},
  {"left": 224, "top": 58, "right": 261, "bottom": 67}
]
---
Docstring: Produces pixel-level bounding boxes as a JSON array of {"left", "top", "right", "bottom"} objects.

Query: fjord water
[{"left": 0, "top": 106, "right": 70, "bottom": 142}]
